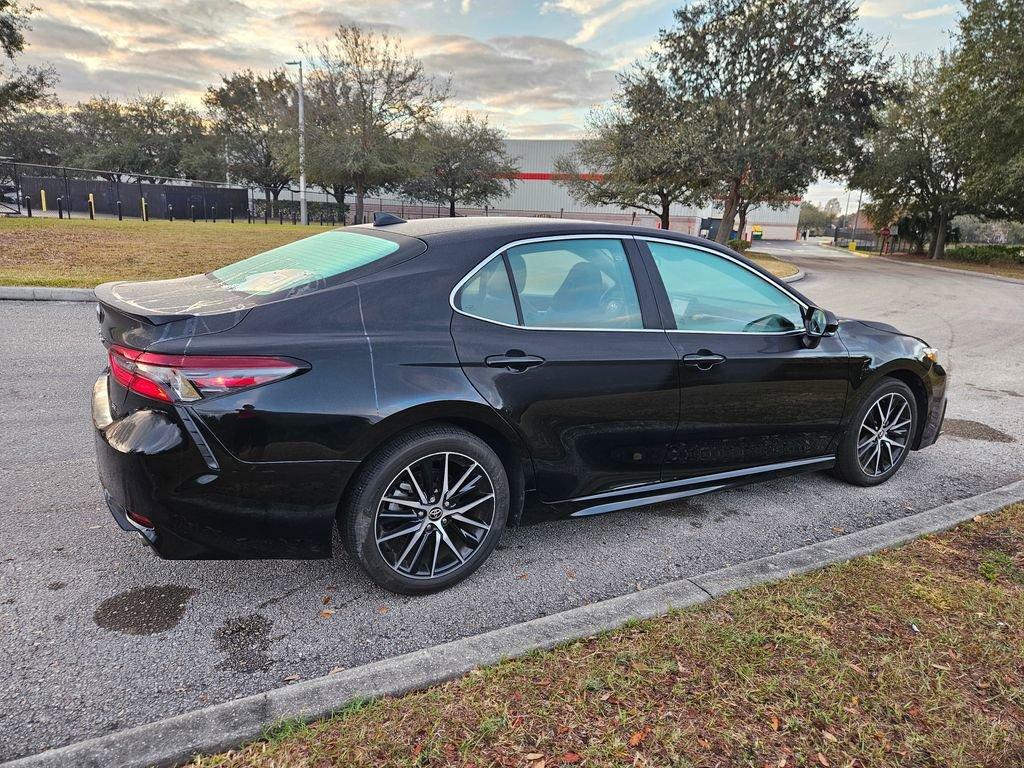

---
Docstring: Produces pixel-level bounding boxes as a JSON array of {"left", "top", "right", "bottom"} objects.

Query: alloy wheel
[
  {"left": 857, "top": 392, "right": 912, "bottom": 477},
  {"left": 374, "top": 452, "right": 496, "bottom": 580}
]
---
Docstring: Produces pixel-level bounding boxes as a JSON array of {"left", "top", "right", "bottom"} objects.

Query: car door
[
  {"left": 450, "top": 235, "right": 679, "bottom": 502},
  {"left": 638, "top": 237, "right": 850, "bottom": 480}
]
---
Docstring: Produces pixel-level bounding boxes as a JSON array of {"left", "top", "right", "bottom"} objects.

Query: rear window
[{"left": 212, "top": 230, "right": 401, "bottom": 295}]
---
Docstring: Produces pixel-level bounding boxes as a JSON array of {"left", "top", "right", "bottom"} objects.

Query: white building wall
[{"left": 482, "top": 139, "right": 800, "bottom": 240}]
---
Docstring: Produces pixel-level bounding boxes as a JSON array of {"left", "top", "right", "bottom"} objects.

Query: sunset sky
[{"left": 19, "top": 1, "right": 965, "bottom": 203}]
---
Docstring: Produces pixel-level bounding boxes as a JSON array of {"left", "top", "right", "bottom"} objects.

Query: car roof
[{"left": 351, "top": 216, "right": 725, "bottom": 252}]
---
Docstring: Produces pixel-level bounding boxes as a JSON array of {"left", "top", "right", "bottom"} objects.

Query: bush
[
  {"left": 728, "top": 238, "right": 752, "bottom": 252},
  {"left": 946, "top": 244, "right": 1024, "bottom": 265}
]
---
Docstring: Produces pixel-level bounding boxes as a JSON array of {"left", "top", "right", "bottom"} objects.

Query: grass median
[
  {"left": 0, "top": 216, "right": 800, "bottom": 287},
  {"left": 0, "top": 217, "right": 323, "bottom": 287},
  {"left": 881, "top": 253, "right": 1024, "bottom": 281},
  {"left": 190, "top": 502, "right": 1024, "bottom": 768}
]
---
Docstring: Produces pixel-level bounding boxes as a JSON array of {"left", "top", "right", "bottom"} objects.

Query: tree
[
  {"left": 304, "top": 25, "right": 448, "bottom": 223},
  {"left": 652, "top": 0, "right": 890, "bottom": 243},
  {"left": 0, "top": 0, "right": 55, "bottom": 115},
  {"left": 824, "top": 197, "right": 842, "bottom": 220},
  {"left": 555, "top": 73, "right": 714, "bottom": 229},
  {"left": 205, "top": 70, "right": 292, "bottom": 213},
  {"left": 852, "top": 57, "right": 970, "bottom": 260},
  {"left": 944, "top": 0, "right": 1024, "bottom": 220},
  {"left": 401, "top": 114, "right": 519, "bottom": 217},
  {"left": 66, "top": 96, "right": 224, "bottom": 181},
  {"left": 798, "top": 201, "right": 835, "bottom": 234}
]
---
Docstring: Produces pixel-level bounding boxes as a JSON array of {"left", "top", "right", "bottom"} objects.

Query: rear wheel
[
  {"left": 834, "top": 378, "right": 918, "bottom": 486},
  {"left": 342, "top": 426, "right": 509, "bottom": 594}
]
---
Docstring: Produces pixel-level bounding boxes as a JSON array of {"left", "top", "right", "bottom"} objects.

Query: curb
[
  {"left": 6, "top": 478, "right": 1023, "bottom": 768},
  {"left": 781, "top": 268, "right": 805, "bottom": 284},
  {"left": 875, "top": 256, "right": 1024, "bottom": 286},
  {"left": 0, "top": 286, "right": 94, "bottom": 302}
]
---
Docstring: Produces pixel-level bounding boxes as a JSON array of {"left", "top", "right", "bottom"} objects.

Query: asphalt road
[{"left": 2, "top": 246, "right": 1023, "bottom": 762}]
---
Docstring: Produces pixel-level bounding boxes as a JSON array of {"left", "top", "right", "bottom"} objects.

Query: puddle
[
  {"left": 94, "top": 585, "right": 198, "bottom": 635},
  {"left": 215, "top": 614, "right": 274, "bottom": 673},
  {"left": 943, "top": 419, "right": 1015, "bottom": 443}
]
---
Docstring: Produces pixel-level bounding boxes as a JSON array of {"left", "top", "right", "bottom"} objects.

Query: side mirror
[{"left": 803, "top": 307, "right": 838, "bottom": 347}]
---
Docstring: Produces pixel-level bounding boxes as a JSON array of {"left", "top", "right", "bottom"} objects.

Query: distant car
[{"left": 92, "top": 217, "right": 946, "bottom": 594}]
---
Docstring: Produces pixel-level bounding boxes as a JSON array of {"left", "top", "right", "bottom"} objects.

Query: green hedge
[
  {"left": 728, "top": 238, "right": 752, "bottom": 252},
  {"left": 946, "top": 245, "right": 1024, "bottom": 264}
]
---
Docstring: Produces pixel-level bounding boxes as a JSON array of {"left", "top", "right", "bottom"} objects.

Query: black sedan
[{"left": 92, "top": 216, "right": 946, "bottom": 594}]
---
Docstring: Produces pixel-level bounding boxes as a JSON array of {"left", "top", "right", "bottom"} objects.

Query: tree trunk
[
  {"left": 449, "top": 197, "right": 457, "bottom": 217},
  {"left": 353, "top": 181, "right": 365, "bottom": 224},
  {"left": 271, "top": 188, "right": 281, "bottom": 218},
  {"left": 660, "top": 196, "right": 671, "bottom": 230},
  {"left": 715, "top": 178, "right": 742, "bottom": 244},
  {"left": 932, "top": 208, "right": 948, "bottom": 260},
  {"left": 263, "top": 188, "right": 270, "bottom": 217},
  {"left": 737, "top": 201, "right": 750, "bottom": 241}
]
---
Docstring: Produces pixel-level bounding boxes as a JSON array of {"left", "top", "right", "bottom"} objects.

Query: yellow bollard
[
  {"left": 40, "top": 189, "right": 47, "bottom": 212},
  {"left": 88, "top": 193, "right": 96, "bottom": 220},
  {"left": 848, "top": 240, "right": 857, "bottom": 252},
  {"left": 141, "top": 197, "right": 149, "bottom": 222}
]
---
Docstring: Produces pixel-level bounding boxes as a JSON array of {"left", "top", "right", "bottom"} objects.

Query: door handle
[
  {"left": 682, "top": 352, "right": 726, "bottom": 371},
  {"left": 485, "top": 353, "right": 545, "bottom": 372}
]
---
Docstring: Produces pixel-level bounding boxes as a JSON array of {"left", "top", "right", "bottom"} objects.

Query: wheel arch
[
  {"left": 882, "top": 368, "right": 929, "bottom": 449},
  {"left": 337, "top": 401, "right": 534, "bottom": 529}
]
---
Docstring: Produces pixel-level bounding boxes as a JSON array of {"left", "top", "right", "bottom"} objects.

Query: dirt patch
[
  {"left": 94, "top": 584, "right": 198, "bottom": 635},
  {"left": 215, "top": 614, "right": 274, "bottom": 673},
  {"left": 47, "top": 581, "right": 66, "bottom": 590},
  {"left": 943, "top": 418, "right": 1015, "bottom": 443}
]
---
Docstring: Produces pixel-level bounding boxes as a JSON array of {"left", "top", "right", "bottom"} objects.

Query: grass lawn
[
  {"left": 0, "top": 217, "right": 802, "bottom": 287},
  {"left": 0, "top": 217, "right": 324, "bottom": 287},
  {"left": 747, "top": 251, "right": 800, "bottom": 279},
  {"left": 191, "top": 503, "right": 1024, "bottom": 768},
  {"left": 881, "top": 253, "right": 1024, "bottom": 281}
]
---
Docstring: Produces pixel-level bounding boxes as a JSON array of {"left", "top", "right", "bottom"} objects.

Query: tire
[
  {"left": 342, "top": 425, "right": 509, "bottom": 595},
  {"left": 834, "top": 378, "right": 918, "bottom": 487}
]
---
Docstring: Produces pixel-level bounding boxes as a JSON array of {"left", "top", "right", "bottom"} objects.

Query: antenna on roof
[{"left": 373, "top": 212, "right": 406, "bottom": 226}]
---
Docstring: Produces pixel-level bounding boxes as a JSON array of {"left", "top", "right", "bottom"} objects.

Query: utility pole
[{"left": 286, "top": 60, "right": 307, "bottom": 225}]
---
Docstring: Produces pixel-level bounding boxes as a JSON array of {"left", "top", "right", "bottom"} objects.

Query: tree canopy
[{"left": 401, "top": 114, "right": 519, "bottom": 217}]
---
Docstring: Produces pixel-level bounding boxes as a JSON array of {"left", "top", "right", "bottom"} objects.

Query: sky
[{"left": 19, "top": 0, "right": 965, "bottom": 204}]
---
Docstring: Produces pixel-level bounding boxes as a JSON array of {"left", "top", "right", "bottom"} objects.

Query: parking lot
[{"left": 2, "top": 244, "right": 1022, "bottom": 762}]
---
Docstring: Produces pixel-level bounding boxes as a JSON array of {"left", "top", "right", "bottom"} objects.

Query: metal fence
[{"left": 0, "top": 159, "right": 654, "bottom": 226}]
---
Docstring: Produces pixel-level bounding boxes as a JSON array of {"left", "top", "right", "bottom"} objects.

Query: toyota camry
[{"left": 92, "top": 216, "right": 947, "bottom": 594}]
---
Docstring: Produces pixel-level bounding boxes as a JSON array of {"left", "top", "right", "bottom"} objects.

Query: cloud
[
  {"left": 416, "top": 34, "right": 618, "bottom": 110},
  {"left": 541, "top": 0, "right": 664, "bottom": 45},
  {"left": 902, "top": 3, "right": 957, "bottom": 20},
  {"left": 461, "top": 0, "right": 471, "bottom": 13}
]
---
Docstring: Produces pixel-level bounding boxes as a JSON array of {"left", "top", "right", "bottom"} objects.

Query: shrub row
[{"left": 946, "top": 244, "right": 1024, "bottom": 264}]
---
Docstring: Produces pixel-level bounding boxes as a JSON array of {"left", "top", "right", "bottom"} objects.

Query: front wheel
[
  {"left": 834, "top": 378, "right": 918, "bottom": 486},
  {"left": 342, "top": 426, "right": 509, "bottom": 595}
]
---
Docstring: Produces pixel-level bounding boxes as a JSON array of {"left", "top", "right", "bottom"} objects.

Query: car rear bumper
[{"left": 92, "top": 374, "right": 359, "bottom": 559}]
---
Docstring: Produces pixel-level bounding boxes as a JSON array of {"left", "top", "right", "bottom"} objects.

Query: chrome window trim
[
  {"left": 449, "top": 232, "right": 811, "bottom": 336},
  {"left": 639, "top": 235, "right": 809, "bottom": 336},
  {"left": 448, "top": 233, "right": 664, "bottom": 333}
]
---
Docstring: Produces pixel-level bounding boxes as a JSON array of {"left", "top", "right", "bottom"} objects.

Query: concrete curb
[
  {"left": 781, "top": 268, "right": 805, "bottom": 284},
  {"left": 875, "top": 256, "right": 1024, "bottom": 286},
  {"left": 6, "top": 478, "right": 1023, "bottom": 768},
  {"left": 0, "top": 286, "right": 94, "bottom": 302}
]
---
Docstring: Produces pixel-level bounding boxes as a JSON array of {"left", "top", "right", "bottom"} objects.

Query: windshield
[{"left": 211, "top": 230, "right": 401, "bottom": 295}]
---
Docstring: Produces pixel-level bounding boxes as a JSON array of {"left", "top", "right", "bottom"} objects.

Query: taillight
[{"left": 108, "top": 344, "right": 305, "bottom": 403}]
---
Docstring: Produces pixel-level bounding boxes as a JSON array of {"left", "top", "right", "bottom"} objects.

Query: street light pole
[{"left": 286, "top": 60, "right": 307, "bottom": 225}]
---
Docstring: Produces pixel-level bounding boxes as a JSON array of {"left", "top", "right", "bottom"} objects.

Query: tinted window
[
  {"left": 506, "top": 239, "right": 643, "bottom": 329},
  {"left": 647, "top": 242, "right": 804, "bottom": 333},
  {"left": 455, "top": 255, "right": 518, "bottom": 325},
  {"left": 212, "top": 230, "right": 400, "bottom": 295}
]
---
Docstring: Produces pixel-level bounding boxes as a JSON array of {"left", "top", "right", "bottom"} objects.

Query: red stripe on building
[{"left": 510, "top": 172, "right": 606, "bottom": 182}]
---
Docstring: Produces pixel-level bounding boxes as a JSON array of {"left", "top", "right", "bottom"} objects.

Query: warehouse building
[{"left": 479, "top": 139, "right": 800, "bottom": 240}]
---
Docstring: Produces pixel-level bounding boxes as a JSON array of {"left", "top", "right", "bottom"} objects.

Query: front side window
[
  {"left": 647, "top": 241, "right": 804, "bottom": 333},
  {"left": 506, "top": 239, "right": 643, "bottom": 329}
]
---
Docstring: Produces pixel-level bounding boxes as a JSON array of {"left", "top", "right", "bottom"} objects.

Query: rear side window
[
  {"left": 507, "top": 239, "right": 643, "bottom": 329},
  {"left": 212, "top": 230, "right": 400, "bottom": 295},
  {"left": 454, "top": 256, "right": 518, "bottom": 325}
]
